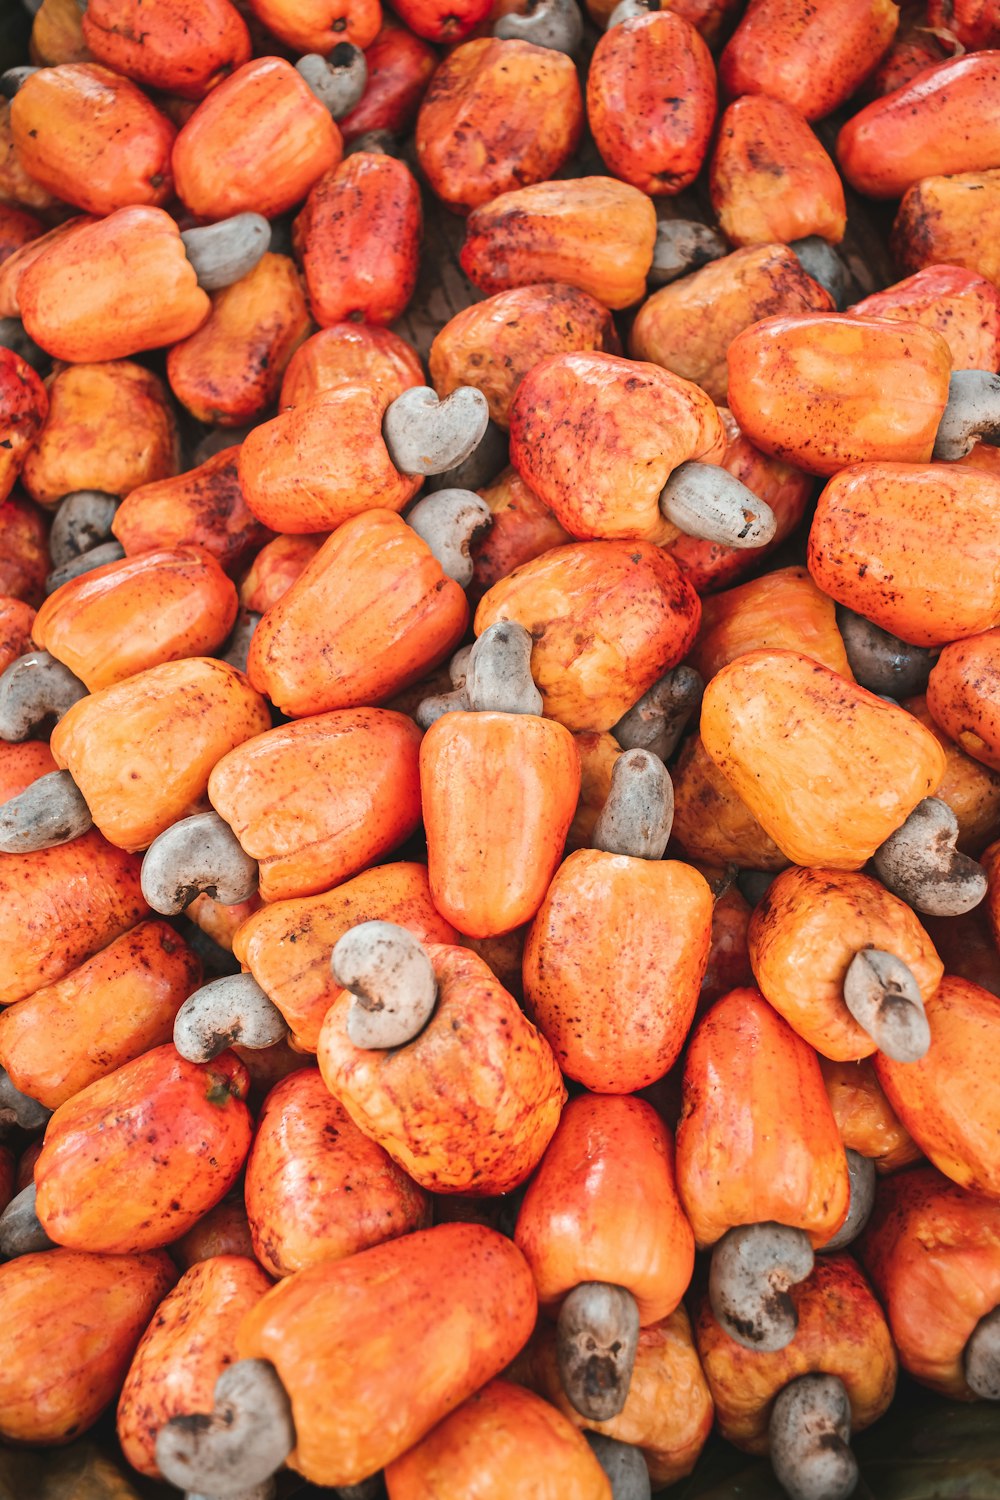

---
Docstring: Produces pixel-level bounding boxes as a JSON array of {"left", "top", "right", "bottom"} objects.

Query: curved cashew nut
[
  {"left": 0, "top": 769, "right": 93, "bottom": 854},
  {"left": 156, "top": 1359, "right": 295, "bottom": 1500},
  {"left": 837, "top": 609, "right": 934, "bottom": 698},
  {"left": 382, "top": 386, "right": 490, "bottom": 478},
  {"left": 709, "top": 1222, "right": 815, "bottom": 1352},
  {"left": 332, "top": 921, "right": 438, "bottom": 1050},
  {"left": 0, "top": 651, "right": 87, "bottom": 742},
  {"left": 613, "top": 665, "right": 702, "bottom": 762},
  {"left": 141, "top": 812, "right": 259, "bottom": 916},
  {"left": 181, "top": 215, "right": 272, "bottom": 293},
  {"left": 933, "top": 370, "right": 1000, "bottom": 463},
  {"left": 843, "top": 948, "right": 930, "bottom": 1063},
  {"left": 820, "top": 1151, "right": 876, "bottom": 1254},
  {"left": 49, "top": 491, "right": 120, "bottom": 569},
  {"left": 660, "top": 462, "right": 776, "bottom": 549},
  {"left": 297, "top": 44, "right": 368, "bottom": 119},
  {"left": 873, "top": 798, "right": 987, "bottom": 917},
  {"left": 557, "top": 1282, "right": 641, "bottom": 1422},
  {"left": 494, "top": 0, "right": 584, "bottom": 54},
  {"left": 591, "top": 748, "right": 674, "bottom": 860},
  {"left": 174, "top": 974, "right": 288, "bottom": 1064},
  {"left": 465, "top": 621, "right": 543, "bottom": 716}
]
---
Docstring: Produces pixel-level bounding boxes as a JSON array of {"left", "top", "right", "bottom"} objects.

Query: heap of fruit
[{"left": 0, "top": 0, "right": 999, "bottom": 1497}]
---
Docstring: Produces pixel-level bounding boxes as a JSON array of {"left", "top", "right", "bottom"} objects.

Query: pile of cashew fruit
[{"left": 0, "top": 0, "right": 999, "bottom": 1498}]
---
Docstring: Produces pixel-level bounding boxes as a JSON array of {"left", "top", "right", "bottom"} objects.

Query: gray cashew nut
[
  {"left": 49, "top": 491, "right": 120, "bottom": 568},
  {"left": 769, "top": 1373, "right": 858, "bottom": 1500},
  {"left": 173, "top": 974, "right": 288, "bottom": 1063},
  {"left": 465, "top": 621, "right": 543, "bottom": 716},
  {"left": 933, "top": 370, "right": 1000, "bottom": 463},
  {"left": 873, "top": 798, "right": 987, "bottom": 917},
  {"left": 0, "top": 1184, "right": 55, "bottom": 1261},
  {"left": 613, "top": 665, "right": 702, "bottom": 762},
  {"left": 591, "top": 748, "right": 674, "bottom": 860},
  {"left": 332, "top": 920, "right": 439, "bottom": 1050},
  {"left": 820, "top": 1151, "right": 876, "bottom": 1254},
  {"left": 660, "top": 462, "right": 776, "bottom": 549},
  {"left": 181, "top": 215, "right": 272, "bottom": 293},
  {"left": 557, "top": 1282, "right": 641, "bottom": 1422},
  {"left": 406, "top": 489, "right": 492, "bottom": 587},
  {"left": 297, "top": 44, "right": 368, "bottom": 119},
  {"left": 45, "top": 540, "right": 125, "bottom": 596},
  {"left": 156, "top": 1359, "right": 296, "bottom": 1500},
  {"left": 141, "top": 812, "right": 259, "bottom": 916},
  {"left": 383, "top": 386, "right": 490, "bottom": 477},
  {"left": 0, "top": 769, "right": 93, "bottom": 853},
  {"left": 709, "top": 1222, "right": 815, "bottom": 1352},
  {"left": 647, "top": 218, "right": 727, "bottom": 287},
  {"left": 0, "top": 651, "right": 87, "bottom": 741},
  {"left": 494, "top": 0, "right": 584, "bottom": 54},
  {"left": 842, "top": 948, "right": 930, "bottom": 1063},
  {"left": 837, "top": 609, "right": 935, "bottom": 698}
]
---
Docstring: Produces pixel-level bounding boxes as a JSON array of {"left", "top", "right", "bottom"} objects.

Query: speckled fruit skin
[
  {"left": 748, "top": 866, "right": 944, "bottom": 1061},
  {"left": 523, "top": 855, "right": 712, "bottom": 1093},
  {"left": 384, "top": 1380, "right": 612, "bottom": 1500},
  {"left": 319, "top": 944, "right": 566, "bottom": 1194},
  {"left": 875, "top": 976, "right": 1000, "bottom": 1198},
  {"left": 245, "top": 1069, "right": 430, "bottom": 1277},
  {"left": 587, "top": 11, "right": 716, "bottom": 197},
  {"left": 233, "top": 862, "right": 457, "bottom": 1054},
  {"left": 235, "top": 1223, "right": 538, "bottom": 1486},
  {"left": 927, "top": 629, "right": 1000, "bottom": 774},
  {"left": 859, "top": 1165, "right": 1000, "bottom": 1398},
  {"left": 808, "top": 464, "right": 1000, "bottom": 649},
  {"left": 34, "top": 1045, "right": 252, "bottom": 1253},
  {"left": 209, "top": 709, "right": 423, "bottom": 902},
  {"left": 515, "top": 1093, "right": 694, "bottom": 1323},
  {"left": 699, "top": 649, "right": 947, "bottom": 870},
  {"left": 0, "top": 1249, "right": 177, "bottom": 1446},
  {"left": 117, "top": 1254, "right": 271, "bottom": 1478},
  {"left": 848, "top": 265, "right": 1000, "bottom": 372},
  {"left": 475, "top": 541, "right": 701, "bottom": 733},
  {"left": 676, "top": 987, "right": 850, "bottom": 1250},
  {"left": 508, "top": 351, "right": 724, "bottom": 543},
  {"left": 695, "top": 1255, "right": 897, "bottom": 1453}
]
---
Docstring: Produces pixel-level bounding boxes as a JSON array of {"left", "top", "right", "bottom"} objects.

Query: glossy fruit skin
[
  {"left": 515, "top": 1094, "right": 694, "bottom": 1323},
  {"left": 0, "top": 493, "right": 48, "bottom": 605},
  {"left": 245, "top": 1070, "right": 430, "bottom": 1277},
  {"left": 167, "top": 252, "right": 312, "bottom": 427},
  {"left": 859, "top": 1165, "right": 1000, "bottom": 1398},
  {"left": 527, "top": 1303, "right": 714, "bottom": 1487},
  {"left": 710, "top": 95, "right": 846, "bottom": 246},
  {"left": 50, "top": 657, "right": 271, "bottom": 853},
  {"left": 0, "top": 1249, "right": 177, "bottom": 1445},
  {"left": 430, "top": 285, "right": 618, "bottom": 432},
  {"left": 0, "top": 596, "right": 36, "bottom": 679},
  {"left": 420, "top": 711, "right": 581, "bottom": 939},
  {"left": 0, "top": 205, "right": 43, "bottom": 266},
  {"left": 727, "top": 313, "right": 952, "bottom": 478},
  {"left": 320, "top": 943, "right": 564, "bottom": 1194},
  {"left": 247, "top": 509, "right": 468, "bottom": 717},
  {"left": 234, "top": 862, "right": 456, "bottom": 1052},
  {"left": 0, "top": 100, "right": 61, "bottom": 215},
  {"left": 523, "top": 855, "right": 712, "bottom": 1093},
  {"left": 22, "top": 359, "right": 178, "bottom": 509},
  {"left": 469, "top": 468, "right": 571, "bottom": 605},
  {"left": 838, "top": 52, "right": 1000, "bottom": 200},
  {"left": 677, "top": 987, "right": 850, "bottom": 1249},
  {"left": 211, "top": 710, "right": 421, "bottom": 902},
  {"left": 171, "top": 1194, "right": 256, "bottom": 1270},
  {"left": 238, "top": 385, "right": 421, "bottom": 534},
  {"left": 117, "top": 1254, "right": 272, "bottom": 1478},
  {"left": 901, "top": 695, "right": 1000, "bottom": 857},
  {"left": 460, "top": 177, "right": 658, "bottom": 311},
  {"left": 82, "top": 0, "right": 251, "bottom": 98},
  {"left": 281, "top": 324, "right": 424, "bottom": 412},
  {"left": 0, "top": 216, "right": 95, "bottom": 321},
  {"left": 339, "top": 21, "right": 438, "bottom": 143},
  {"left": 417, "top": 39, "right": 582, "bottom": 215},
  {"left": 701, "top": 650, "right": 947, "bottom": 869},
  {"left": 819, "top": 1057, "right": 921, "bottom": 1173},
  {"left": 245, "top": 0, "right": 382, "bottom": 51},
  {"left": 719, "top": 0, "right": 900, "bottom": 122},
  {"left": 294, "top": 154, "right": 421, "bottom": 327},
  {"left": 112, "top": 447, "right": 273, "bottom": 577},
  {"left": 848, "top": 264, "right": 1000, "bottom": 372},
  {"left": 808, "top": 462, "right": 1000, "bottom": 649},
  {"left": 236, "top": 1222, "right": 537, "bottom": 1484},
  {"left": 927, "top": 629, "right": 1000, "bottom": 773},
  {"left": 19, "top": 207, "right": 211, "bottom": 365},
  {"left": 0, "top": 831, "right": 148, "bottom": 1007},
  {"left": 630, "top": 244, "right": 832, "bottom": 407},
  {"left": 385, "top": 1379, "right": 612, "bottom": 1500},
  {"left": 10, "top": 64, "right": 175, "bottom": 216},
  {"left": 0, "top": 350, "right": 47, "bottom": 505},
  {"left": 671, "top": 733, "right": 790, "bottom": 873},
  {"left": 695, "top": 1254, "right": 897, "bottom": 1453},
  {"left": 690, "top": 566, "right": 852, "bottom": 683},
  {"left": 386, "top": 0, "right": 492, "bottom": 42},
  {"left": 748, "top": 867, "right": 944, "bottom": 1062},
  {"left": 240, "top": 535, "right": 327, "bottom": 614},
  {"left": 588, "top": 11, "right": 716, "bottom": 197},
  {"left": 475, "top": 540, "right": 701, "bottom": 732},
  {"left": 35, "top": 1045, "right": 252, "bottom": 1253},
  {"left": 875, "top": 975, "right": 1000, "bottom": 1197},
  {"left": 892, "top": 169, "right": 1000, "bottom": 286},
  {"left": 172, "top": 57, "right": 343, "bottom": 221},
  {"left": 0, "top": 920, "right": 201, "bottom": 1111},
  {"left": 33, "top": 546, "right": 238, "bottom": 691},
  {"left": 0, "top": 741, "right": 56, "bottom": 802},
  {"left": 509, "top": 350, "right": 724, "bottom": 543}
]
